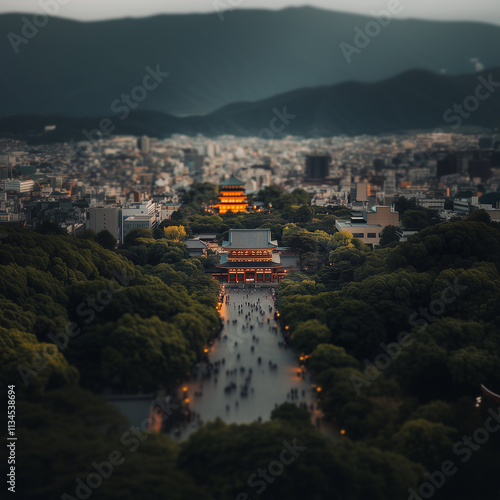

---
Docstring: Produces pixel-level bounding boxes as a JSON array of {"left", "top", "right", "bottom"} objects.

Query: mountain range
[
  {"left": 2, "top": 7, "right": 500, "bottom": 118},
  {"left": 2, "top": 67, "right": 500, "bottom": 142}
]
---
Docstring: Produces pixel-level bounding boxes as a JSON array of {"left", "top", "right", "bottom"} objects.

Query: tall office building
[
  {"left": 0, "top": 165, "right": 12, "bottom": 180},
  {"left": 383, "top": 175, "right": 396, "bottom": 194},
  {"left": 88, "top": 207, "right": 120, "bottom": 239},
  {"left": 304, "top": 155, "right": 331, "bottom": 181},
  {"left": 4, "top": 179, "right": 34, "bottom": 193},
  {"left": 183, "top": 149, "right": 205, "bottom": 178},
  {"left": 355, "top": 182, "right": 368, "bottom": 202},
  {"left": 138, "top": 135, "right": 150, "bottom": 154},
  {"left": 121, "top": 200, "right": 156, "bottom": 242},
  {"left": 436, "top": 156, "right": 458, "bottom": 178},
  {"left": 204, "top": 142, "right": 216, "bottom": 158}
]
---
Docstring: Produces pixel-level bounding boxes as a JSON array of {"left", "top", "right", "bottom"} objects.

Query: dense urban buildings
[{"left": 1, "top": 132, "right": 500, "bottom": 238}]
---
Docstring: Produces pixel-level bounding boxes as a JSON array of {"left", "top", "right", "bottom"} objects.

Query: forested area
[
  {"left": 277, "top": 215, "right": 500, "bottom": 499},
  {"left": 2, "top": 186, "right": 500, "bottom": 499},
  {"left": 0, "top": 221, "right": 425, "bottom": 500}
]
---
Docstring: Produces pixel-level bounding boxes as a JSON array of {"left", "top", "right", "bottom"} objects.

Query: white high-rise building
[{"left": 4, "top": 179, "right": 34, "bottom": 193}]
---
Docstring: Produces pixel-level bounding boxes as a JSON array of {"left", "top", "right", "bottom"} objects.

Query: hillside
[
  {"left": 2, "top": 7, "right": 500, "bottom": 117},
  {"left": 2, "top": 67, "right": 500, "bottom": 141}
]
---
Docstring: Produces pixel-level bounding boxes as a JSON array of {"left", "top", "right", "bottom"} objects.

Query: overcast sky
[{"left": 2, "top": 0, "right": 500, "bottom": 25}]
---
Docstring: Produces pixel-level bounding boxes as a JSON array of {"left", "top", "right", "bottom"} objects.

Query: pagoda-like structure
[
  {"left": 213, "top": 175, "right": 248, "bottom": 214},
  {"left": 218, "top": 229, "right": 282, "bottom": 283}
]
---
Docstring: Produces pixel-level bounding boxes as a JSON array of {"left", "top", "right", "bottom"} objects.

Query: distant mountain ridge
[
  {"left": 2, "top": 67, "right": 500, "bottom": 141},
  {"left": 1, "top": 7, "right": 500, "bottom": 117}
]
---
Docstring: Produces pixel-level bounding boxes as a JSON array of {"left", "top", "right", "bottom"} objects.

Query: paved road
[{"left": 170, "top": 287, "right": 321, "bottom": 440}]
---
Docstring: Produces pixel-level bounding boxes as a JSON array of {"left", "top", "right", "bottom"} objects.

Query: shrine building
[
  {"left": 213, "top": 175, "right": 248, "bottom": 214},
  {"left": 218, "top": 229, "right": 282, "bottom": 283}
]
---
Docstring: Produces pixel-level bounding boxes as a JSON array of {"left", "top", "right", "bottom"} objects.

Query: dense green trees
[
  {"left": 277, "top": 218, "right": 500, "bottom": 497},
  {"left": 124, "top": 227, "right": 153, "bottom": 245},
  {"left": 0, "top": 222, "right": 226, "bottom": 499},
  {"left": 13, "top": 388, "right": 209, "bottom": 500},
  {"left": 95, "top": 229, "right": 117, "bottom": 249},
  {"left": 0, "top": 224, "right": 219, "bottom": 393},
  {"left": 4, "top": 201, "right": 500, "bottom": 500},
  {"left": 289, "top": 321, "right": 331, "bottom": 354},
  {"left": 0, "top": 327, "right": 79, "bottom": 396},
  {"left": 402, "top": 208, "right": 441, "bottom": 230},
  {"left": 177, "top": 417, "right": 422, "bottom": 500},
  {"left": 98, "top": 314, "right": 195, "bottom": 392},
  {"left": 379, "top": 224, "right": 399, "bottom": 247},
  {"left": 391, "top": 419, "right": 456, "bottom": 468}
]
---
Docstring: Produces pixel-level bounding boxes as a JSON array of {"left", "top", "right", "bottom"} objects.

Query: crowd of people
[{"left": 168, "top": 287, "right": 317, "bottom": 439}]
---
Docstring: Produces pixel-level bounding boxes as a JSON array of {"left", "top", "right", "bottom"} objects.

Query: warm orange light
[
  {"left": 340, "top": 429, "right": 346, "bottom": 435},
  {"left": 204, "top": 348, "right": 208, "bottom": 353},
  {"left": 285, "top": 326, "right": 289, "bottom": 330},
  {"left": 183, "top": 386, "right": 188, "bottom": 392},
  {"left": 184, "top": 398, "right": 190, "bottom": 403},
  {"left": 277, "top": 313, "right": 280, "bottom": 317},
  {"left": 316, "top": 387, "right": 322, "bottom": 392}
]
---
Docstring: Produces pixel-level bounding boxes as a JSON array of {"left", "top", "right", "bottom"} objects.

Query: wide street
[{"left": 171, "top": 287, "right": 322, "bottom": 439}]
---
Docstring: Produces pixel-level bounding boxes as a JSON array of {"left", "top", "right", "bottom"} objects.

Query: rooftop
[
  {"left": 185, "top": 238, "right": 208, "bottom": 249},
  {"left": 219, "top": 175, "right": 244, "bottom": 187},
  {"left": 336, "top": 220, "right": 383, "bottom": 228},
  {"left": 222, "top": 229, "right": 277, "bottom": 249}
]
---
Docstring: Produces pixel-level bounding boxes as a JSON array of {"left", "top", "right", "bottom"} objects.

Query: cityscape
[
  {"left": 2, "top": 132, "right": 499, "bottom": 243},
  {"left": 2, "top": 1, "right": 500, "bottom": 500}
]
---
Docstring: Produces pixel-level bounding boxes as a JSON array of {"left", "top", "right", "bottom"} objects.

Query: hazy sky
[{"left": 2, "top": 0, "right": 500, "bottom": 25}]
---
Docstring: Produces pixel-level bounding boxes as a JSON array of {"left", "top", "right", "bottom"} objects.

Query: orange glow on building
[
  {"left": 213, "top": 175, "right": 248, "bottom": 214},
  {"left": 218, "top": 229, "right": 282, "bottom": 283}
]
